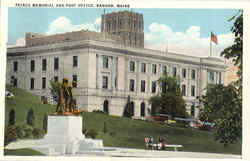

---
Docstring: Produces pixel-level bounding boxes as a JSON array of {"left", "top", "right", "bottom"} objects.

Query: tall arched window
[
  {"left": 104, "top": 100, "right": 109, "bottom": 114},
  {"left": 130, "top": 102, "right": 134, "bottom": 116},
  {"left": 151, "top": 103, "right": 157, "bottom": 115},
  {"left": 140, "top": 102, "right": 145, "bottom": 117}
]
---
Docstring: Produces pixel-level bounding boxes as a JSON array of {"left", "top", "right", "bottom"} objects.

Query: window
[
  {"left": 209, "top": 71, "right": 214, "bottom": 81},
  {"left": 141, "top": 80, "right": 146, "bottom": 92},
  {"left": 152, "top": 81, "right": 156, "bottom": 93},
  {"left": 103, "top": 76, "right": 108, "bottom": 89},
  {"left": 141, "top": 63, "right": 146, "bottom": 73},
  {"left": 192, "top": 69, "right": 196, "bottom": 79},
  {"left": 30, "top": 78, "right": 34, "bottom": 90},
  {"left": 130, "top": 61, "right": 135, "bottom": 72},
  {"left": 13, "top": 61, "right": 18, "bottom": 72},
  {"left": 172, "top": 67, "right": 177, "bottom": 77},
  {"left": 128, "top": 32, "right": 131, "bottom": 40},
  {"left": 162, "top": 65, "right": 167, "bottom": 74},
  {"left": 42, "top": 77, "right": 46, "bottom": 89},
  {"left": 31, "top": 60, "right": 35, "bottom": 72},
  {"left": 103, "top": 56, "right": 109, "bottom": 68},
  {"left": 141, "top": 102, "right": 145, "bottom": 117},
  {"left": 129, "top": 79, "right": 135, "bottom": 92},
  {"left": 191, "top": 104, "right": 195, "bottom": 117},
  {"left": 73, "top": 56, "right": 78, "bottom": 67},
  {"left": 191, "top": 85, "right": 195, "bottom": 97},
  {"left": 182, "top": 85, "right": 186, "bottom": 96},
  {"left": 182, "top": 69, "right": 186, "bottom": 78},
  {"left": 54, "top": 57, "right": 59, "bottom": 70},
  {"left": 134, "top": 33, "right": 136, "bottom": 41},
  {"left": 54, "top": 76, "right": 58, "bottom": 82},
  {"left": 152, "top": 64, "right": 157, "bottom": 74},
  {"left": 42, "top": 59, "right": 47, "bottom": 71},
  {"left": 72, "top": 75, "right": 77, "bottom": 88}
]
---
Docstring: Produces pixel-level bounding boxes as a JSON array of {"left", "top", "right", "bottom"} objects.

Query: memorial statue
[{"left": 53, "top": 78, "right": 83, "bottom": 115}]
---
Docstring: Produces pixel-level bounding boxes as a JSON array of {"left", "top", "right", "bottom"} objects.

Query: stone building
[{"left": 6, "top": 11, "right": 226, "bottom": 118}]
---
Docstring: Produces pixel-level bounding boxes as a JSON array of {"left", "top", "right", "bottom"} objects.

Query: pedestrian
[
  {"left": 149, "top": 136, "right": 154, "bottom": 150},
  {"left": 144, "top": 136, "right": 150, "bottom": 149},
  {"left": 158, "top": 136, "right": 165, "bottom": 150}
]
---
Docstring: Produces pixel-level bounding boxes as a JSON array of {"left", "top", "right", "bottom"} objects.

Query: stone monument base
[{"left": 6, "top": 115, "right": 104, "bottom": 156}]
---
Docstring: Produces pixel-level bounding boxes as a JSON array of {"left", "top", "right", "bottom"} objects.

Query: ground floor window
[
  {"left": 141, "top": 102, "right": 145, "bottom": 117},
  {"left": 104, "top": 100, "right": 109, "bottom": 114},
  {"left": 130, "top": 102, "right": 134, "bottom": 116}
]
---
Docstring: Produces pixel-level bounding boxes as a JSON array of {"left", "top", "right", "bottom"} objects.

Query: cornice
[{"left": 7, "top": 40, "right": 226, "bottom": 69}]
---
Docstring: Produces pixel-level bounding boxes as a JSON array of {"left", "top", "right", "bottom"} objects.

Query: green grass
[
  {"left": 5, "top": 85, "right": 56, "bottom": 129},
  {"left": 84, "top": 112, "right": 241, "bottom": 155},
  {"left": 4, "top": 148, "right": 45, "bottom": 156},
  {"left": 5, "top": 85, "right": 242, "bottom": 155}
]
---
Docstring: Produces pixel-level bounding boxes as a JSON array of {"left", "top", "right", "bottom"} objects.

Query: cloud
[
  {"left": 8, "top": 37, "right": 25, "bottom": 48},
  {"left": 46, "top": 16, "right": 101, "bottom": 35},
  {"left": 145, "top": 23, "right": 234, "bottom": 57}
]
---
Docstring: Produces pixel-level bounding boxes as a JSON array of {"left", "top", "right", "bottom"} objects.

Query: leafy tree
[
  {"left": 149, "top": 74, "right": 186, "bottom": 117},
  {"left": 27, "top": 108, "right": 35, "bottom": 126},
  {"left": 123, "top": 95, "right": 133, "bottom": 118},
  {"left": 200, "top": 84, "right": 242, "bottom": 147},
  {"left": 50, "top": 80, "right": 60, "bottom": 103},
  {"left": 201, "top": 10, "right": 243, "bottom": 147},
  {"left": 9, "top": 109, "right": 15, "bottom": 126},
  {"left": 221, "top": 10, "right": 242, "bottom": 88}
]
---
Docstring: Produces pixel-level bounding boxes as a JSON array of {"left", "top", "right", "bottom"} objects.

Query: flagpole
[{"left": 210, "top": 32, "right": 212, "bottom": 57}]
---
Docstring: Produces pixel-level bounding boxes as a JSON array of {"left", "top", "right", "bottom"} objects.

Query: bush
[
  {"left": 22, "top": 125, "right": 33, "bottom": 138},
  {"left": 5, "top": 125, "right": 18, "bottom": 146},
  {"left": 16, "top": 125, "right": 26, "bottom": 139},
  {"left": 109, "top": 131, "right": 116, "bottom": 137},
  {"left": 103, "top": 121, "right": 107, "bottom": 134},
  {"left": 86, "top": 129, "right": 98, "bottom": 139},
  {"left": 32, "top": 128, "right": 44, "bottom": 139},
  {"left": 27, "top": 108, "right": 35, "bottom": 127},
  {"left": 93, "top": 110, "right": 105, "bottom": 114},
  {"left": 9, "top": 109, "right": 15, "bottom": 126}
]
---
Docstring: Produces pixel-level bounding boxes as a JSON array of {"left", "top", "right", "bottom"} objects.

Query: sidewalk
[{"left": 86, "top": 147, "right": 242, "bottom": 159}]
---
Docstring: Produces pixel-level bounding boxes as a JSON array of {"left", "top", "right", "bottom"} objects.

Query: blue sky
[{"left": 8, "top": 8, "right": 238, "bottom": 57}]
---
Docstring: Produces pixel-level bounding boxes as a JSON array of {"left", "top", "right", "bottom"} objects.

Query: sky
[{"left": 8, "top": 8, "right": 238, "bottom": 57}]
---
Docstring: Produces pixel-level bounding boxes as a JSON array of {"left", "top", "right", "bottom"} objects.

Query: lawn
[{"left": 4, "top": 85, "right": 242, "bottom": 155}]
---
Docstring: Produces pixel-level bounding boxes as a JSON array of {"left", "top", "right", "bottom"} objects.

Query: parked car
[{"left": 199, "top": 121, "right": 215, "bottom": 131}]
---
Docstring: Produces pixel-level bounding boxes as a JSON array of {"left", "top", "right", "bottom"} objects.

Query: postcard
[{"left": 1, "top": 0, "right": 250, "bottom": 161}]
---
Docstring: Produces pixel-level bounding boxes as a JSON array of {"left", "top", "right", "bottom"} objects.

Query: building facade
[{"left": 6, "top": 11, "right": 226, "bottom": 118}]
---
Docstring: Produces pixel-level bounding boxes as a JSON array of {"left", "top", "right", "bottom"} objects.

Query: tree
[
  {"left": 200, "top": 84, "right": 242, "bottom": 147},
  {"left": 221, "top": 10, "right": 242, "bottom": 88},
  {"left": 202, "top": 10, "right": 243, "bottom": 147},
  {"left": 149, "top": 74, "right": 186, "bottom": 117},
  {"left": 123, "top": 95, "right": 133, "bottom": 118},
  {"left": 27, "top": 108, "right": 35, "bottom": 126},
  {"left": 50, "top": 80, "right": 60, "bottom": 103},
  {"left": 9, "top": 109, "right": 15, "bottom": 126}
]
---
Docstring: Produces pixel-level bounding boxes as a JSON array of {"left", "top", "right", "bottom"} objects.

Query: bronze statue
[{"left": 53, "top": 78, "right": 83, "bottom": 116}]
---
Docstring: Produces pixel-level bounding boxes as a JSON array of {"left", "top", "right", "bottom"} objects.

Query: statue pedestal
[
  {"left": 6, "top": 115, "right": 104, "bottom": 156},
  {"left": 45, "top": 115, "right": 85, "bottom": 143},
  {"left": 36, "top": 115, "right": 104, "bottom": 155}
]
